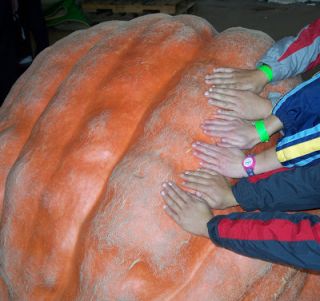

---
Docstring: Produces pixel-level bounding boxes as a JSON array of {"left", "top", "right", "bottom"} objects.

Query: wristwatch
[{"left": 242, "top": 155, "right": 256, "bottom": 177}]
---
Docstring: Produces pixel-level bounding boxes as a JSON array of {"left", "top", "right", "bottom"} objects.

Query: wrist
[
  {"left": 254, "top": 68, "right": 269, "bottom": 89},
  {"left": 250, "top": 122, "right": 262, "bottom": 145},
  {"left": 202, "top": 215, "right": 214, "bottom": 238},
  {"left": 254, "top": 120, "right": 270, "bottom": 143},
  {"left": 242, "top": 154, "right": 256, "bottom": 177},
  {"left": 226, "top": 191, "right": 239, "bottom": 207},
  {"left": 264, "top": 115, "right": 283, "bottom": 135},
  {"left": 257, "top": 64, "right": 273, "bottom": 82}
]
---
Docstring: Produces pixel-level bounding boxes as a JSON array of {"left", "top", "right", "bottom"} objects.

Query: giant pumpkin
[{"left": 0, "top": 14, "right": 318, "bottom": 301}]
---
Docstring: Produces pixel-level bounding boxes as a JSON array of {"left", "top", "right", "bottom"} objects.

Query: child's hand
[
  {"left": 192, "top": 142, "right": 246, "bottom": 178},
  {"left": 161, "top": 182, "right": 213, "bottom": 237},
  {"left": 205, "top": 68, "right": 269, "bottom": 94},
  {"left": 204, "top": 88, "right": 272, "bottom": 120},
  {"left": 180, "top": 169, "right": 238, "bottom": 209},
  {"left": 201, "top": 115, "right": 259, "bottom": 149}
]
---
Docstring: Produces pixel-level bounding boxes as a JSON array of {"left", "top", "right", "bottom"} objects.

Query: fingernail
[
  {"left": 161, "top": 191, "right": 166, "bottom": 196},
  {"left": 168, "top": 182, "right": 173, "bottom": 186},
  {"left": 184, "top": 171, "right": 190, "bottom": 174},
  {"left": 209, "top": 88, "right": 213, "bottom": 92},
  {"left": 163, "top": 205, "right": 167, "bottom": 209},
  {"left": 196, "top": 191, "right": 202, "bottom": 197},
  {"left": 199, "top": 162, "right": 203, "bottom": 165},
  {"left": 162, "top": 183, "right": 167, "bottom": 188},
  {"left": 204, "top": 91, "right": 209, "bottom": 96}
]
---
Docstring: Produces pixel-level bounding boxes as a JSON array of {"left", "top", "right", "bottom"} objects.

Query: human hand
[
  {"left": 201, "top": 115, "right": 259, "bottom": 149},
  {"left": 205, "top": 68, "right": 269, "bottom": 94},
  {"left": 180, "top": 168, "right": 238, "bottom": 209},
  {"left": 192, "top": 141, "right": 246, "bottom": 178},
  {"left": 161, "top": 182, "right": 213, "bottom": 237},
  {"left": 204, "top": 88, "right": 272, "bottom": 120}
]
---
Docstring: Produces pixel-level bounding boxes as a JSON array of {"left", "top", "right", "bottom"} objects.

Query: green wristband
[
  {"left": 254, "top": 119, "right": 270, "bottom": 142},
  {"left": 257, "top": 64, "right": 273, "bottom": 82}
]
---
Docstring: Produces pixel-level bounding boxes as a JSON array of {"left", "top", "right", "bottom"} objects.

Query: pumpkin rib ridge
[
  {"left": 0, "top": 22, "right": 123, "bottom": 221},
  {"left": 1, "top": 14, "right": 215, "bottom": 300},
  {"left": 2, "top": 18, "right": 157, "bottom": 300},
  {"left": 68, "top": 17, "right": 217, "bottom": 300},
  {"left": 161, "top": 242, "right": 215, "bottom": 301}
]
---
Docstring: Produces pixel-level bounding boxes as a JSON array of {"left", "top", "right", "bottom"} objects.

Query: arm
[
  {"left": 254, "top": 147, "right": 283, "bottom": 175},
  {"left": 272, "top": 73, "right": 320, "bottom": 168},
  {"left": 201, "top": 114, "right": 283, "bottom": 149},
  {"left": 233, "top": 162, "right": 320, "bottom": 212},
  {"left": 205, "top": 18, "right": 320, "bottom": 91},
  {"left": 208, "top": 211, "right": 320, "bottom": 271},
  {"left": 192, "top": 142, "right": 283, "bottom": 178},
  {"left": 259, "top": 18, "right": 320, "bottom": 81}
]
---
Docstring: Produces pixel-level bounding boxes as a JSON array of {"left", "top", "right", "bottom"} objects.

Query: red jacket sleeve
[{"left": 208, "top": 211, "right": 320, "bottom": 271}]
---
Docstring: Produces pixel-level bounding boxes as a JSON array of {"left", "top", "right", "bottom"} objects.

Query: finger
[
  {"left": 194, "top": 152, "right": 221, "bottom": 165},
  {"left": 199, "top": 162, "right": 222, "bottom": 174},
  {"left": 182, "top": 170, "right": 212, "bottom": 179},
  {"left": 211, "top": 67, "right": 236, "bottom": 74},
  {"left": 163, "top": 205, "right": 180, "bottom": 224},
  {"left": 205, "top": 72, "right": 234, "bottom": 81},
  {"left": 208, "top": 115, "right": 238, "bottom": 122},
  {"left": 201, "top": 123, "right": 237, "bottom": 132},
  {"left": 216, "top": 141, "right": 240, "bottom": 148},
  {"left": 205, "top": 78, "right": 237, "bottom": 85},
  {"left": 181, "top": 174, "right": 211, "bottom": 184},
  {"left": 161, "top": 185, "right": 184, "bottom": 212},
  {"left": 193, "top": 144, "right": 221, "bottom": 158},
  {"left": 193, "top": 142, "right": 227, "bottom": 155},
  {"left": 166, "top": 181, "right": 192, "bottom": 205},
  {"left": 198, "top": 168, "right": 219, "bottom": 176},
  {"left": 208, "top": 101, "right": 236, "bottom": 112},
  {"left": 181, "top": 181, "right": 208, "bottom": 194},
  {"left": 202, "top": 129, "right": 234, "bottom": 139},
  {"left": 206, "top": 88, "right": 238, "bottom": 98},
  {"left": 208, "top": 83, "right": 248, "bottom": 91},
  {"left": 216, "top": 109, "right": 240, "bottom": 118},
  {"left": 194, "top": 192, "right": 216, "bottom": 207},
  {"left": 207, "top": 91, "right": 237, "bottom": 104}
]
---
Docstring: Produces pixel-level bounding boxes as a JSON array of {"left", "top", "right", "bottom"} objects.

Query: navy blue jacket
[{"left": 207, "top": 164, "right": 320, "bottom": 271}]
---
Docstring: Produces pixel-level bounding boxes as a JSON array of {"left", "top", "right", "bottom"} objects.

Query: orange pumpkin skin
[{"left": 0, "top": 14, "right": 318, "bottom": 300}]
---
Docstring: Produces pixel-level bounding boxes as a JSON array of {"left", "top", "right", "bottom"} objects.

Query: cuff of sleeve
[
  {"left": 207, "top": 215, "right": 226, "bottom": 246},
  {"left": 232, "top": 179, "right": 258, "bottom": 211}
]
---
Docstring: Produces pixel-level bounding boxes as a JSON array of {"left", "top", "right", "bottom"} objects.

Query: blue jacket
[{"left": 259, "top": 17, "right": 320, "bottom": 168}]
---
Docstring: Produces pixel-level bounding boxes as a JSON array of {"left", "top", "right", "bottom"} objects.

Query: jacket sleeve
[
  {"left": 208, "top": 211, "right": 320, "bottom": 271},
  {"left": 232, "top": 163, "right": 320, "bottom": 212},
  {"left": 257, "top": 18, "right": 320, "bottom": 81}
]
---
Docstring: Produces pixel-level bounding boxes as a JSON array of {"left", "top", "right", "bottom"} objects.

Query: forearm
[
  {"left": 272, "top": 74, "right": 320, "bottom": 168},
  {"left": 208, "top": 211, "right": 320, "bottom": 271},
  {"left": 264, "top": 114, "right": 283, "bottom": 136},
  {"left": 254, "top": 147, "right": 283, "bottom": 175},
  {"left": 233, "top": 162, "right": 320, "bottom": 212}
]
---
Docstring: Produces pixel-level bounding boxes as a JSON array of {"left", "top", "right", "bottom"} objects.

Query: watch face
[{"left": 243, "top": 157, "right": 254, "bottom": 167}]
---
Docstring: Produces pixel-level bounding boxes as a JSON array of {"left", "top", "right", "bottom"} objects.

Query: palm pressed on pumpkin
[{"left": 0, "top": 14, "right": 318, "bottom": 301}]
